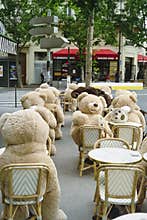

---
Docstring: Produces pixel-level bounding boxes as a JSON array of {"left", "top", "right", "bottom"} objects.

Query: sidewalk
[{"left": 0, "top": 91, "right": 147, "bottom": 219}]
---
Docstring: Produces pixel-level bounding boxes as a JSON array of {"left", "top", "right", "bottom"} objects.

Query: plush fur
[
  {"left": 111, "top": 93, "right": 146, "bottom": 131},
  {"left": 64, "top": 83, "right": 79, "bottom": 112},
  {"left": 20, "top": 91, "right": 57, "bottom": 155},
  {"left": 99, "top": 85, "right": 113, "bottom": 99},
  {"left": 110, "top": 92, "right": 146, "bottom": 149},
  {"left": 105, "top": 106, "right": 130, "bottom": 123},
  {"left": 71, "top": 86, "right": 112, "bottom": 107},
  {"left": 70, "top": 92, "right": 113, "bottom": 146},
  {"left": 35, "top": 84, "right": 64, "bottom": 140},
  {"left": 0, "top": 109, "right": 67, "bottom": 220}
]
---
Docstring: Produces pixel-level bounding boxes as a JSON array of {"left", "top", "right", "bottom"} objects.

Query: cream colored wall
[
  {"left": 23, "top": 41, "right": 145, "bottom": 85},
  {"left": 23, "top": 42, "right": 47, "bottom": 85}
]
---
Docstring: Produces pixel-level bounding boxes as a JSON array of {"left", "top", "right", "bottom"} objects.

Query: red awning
[
  {"left": 94, "top": 49, "right": 118, "bottom": 59},
  {"left": 53, "top": 48, "right": 118, "bottom": 59},
  {"left": 138, "top": 54, "right": 147, "bottom": 62},
  {"left": 53, "top": 48, "right": 79, "bottom": 57}
]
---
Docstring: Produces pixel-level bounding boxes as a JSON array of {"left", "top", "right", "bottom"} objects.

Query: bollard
[{"left": 15, "top": 84, "right": 17, "bottom": 108}]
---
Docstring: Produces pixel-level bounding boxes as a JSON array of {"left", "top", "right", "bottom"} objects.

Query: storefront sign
[{"left": 0, "top": 35, "right": 17, "bottom": 55}]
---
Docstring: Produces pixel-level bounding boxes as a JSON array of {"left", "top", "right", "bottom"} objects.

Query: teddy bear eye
[
  {"left": 94, "top": 103, "right": 98, "bottom": 107},
  {"left": 115, "top": 117, "right": 118, "bottom": 119},
  {"left": 118, "top": 110, "right": 121, "bottom": 113}
]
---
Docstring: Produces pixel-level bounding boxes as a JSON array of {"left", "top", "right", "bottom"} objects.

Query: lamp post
[
  {"left": 116, "top": 28, "right": 122, "bottom": 82},
  {"left": 115, "top": 0, "right": 124, "bottom": 82}
]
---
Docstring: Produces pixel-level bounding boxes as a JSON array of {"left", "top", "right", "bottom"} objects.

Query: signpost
[{"left": 29, "top": 15, "right": 69, "bottom": 85}]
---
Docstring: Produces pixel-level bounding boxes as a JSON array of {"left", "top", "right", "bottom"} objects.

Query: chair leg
[
  {"left": 93, "top": 183, "right": 98, "bottom": 203},
  {"left": 36, "top": 203, "right": 42, "bottom": 220},
  {"left": 8, "top": 204, "right": 13, "bottom": 220},
  {"left": 102, "top": 202, "right": 108, "bottom": 220},
  {"left": 130, "top": 203, "right": 136, "bottom": 213},
  {"left": 79, "top": 153, "right": 84, "bottom": 176}
]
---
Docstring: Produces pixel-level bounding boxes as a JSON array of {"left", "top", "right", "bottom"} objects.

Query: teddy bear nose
[{"left": 94, "top": 103, "right": 98, "bottom": 107}]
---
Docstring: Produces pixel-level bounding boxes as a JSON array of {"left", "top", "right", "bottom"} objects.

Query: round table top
[
  {"left": 88, "top": 148, "right": 142, "bottom": 164},
  {"left": 109, "top": 121, "right": 142, "bottom": 127},
  {"left": 112, "top": 213, "right": 147, "bottom": 220},
  {"left": 143, "top": 152, "right": 147, "bottom": 162}
]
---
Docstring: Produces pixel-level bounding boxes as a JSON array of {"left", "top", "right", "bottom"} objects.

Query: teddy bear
[
  {"left": 110, "top": 92, "right": 146, "bottom": 131},
  {"left": 108, "top": 92, "right": 146, "bottom": 149},
  {"left": 63, "top": 83, "right": 79, "bottom": 112},
  {"left": 38, "top": 83, "right": 61, "bottom": 105},
  {"left": 115, "top": 89, "right": 137, "bottom": 99},
  {"left": 20, "top": 91, "right": 57, "bottom": 155},
  {"left": 105, "top": 106, "right": 130, "bottom": 123},
  {"left": 35, "top": 83, "right": 64, "bottom": 140},
  {"left": 0, "top": 109, "right": 67, "bottom": 220},
  {"left": 70, "top": 92, "right": 113, "bottom": 146}
]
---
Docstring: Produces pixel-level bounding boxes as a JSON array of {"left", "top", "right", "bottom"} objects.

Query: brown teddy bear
[
  {"left": 20, "top": 91, "right": 57, "bottom": 155},
  {"left": 71, "top": 86, "right": 112, "bottom": 107},
  {"left": 0, "top": 109, "right": 67, "bottom": 220},
  {"left": 70, "top": 92, "right": 113, "bottom": 146},
  {"left": 35, "top": 83, "right": 64, "bottom": 140}
]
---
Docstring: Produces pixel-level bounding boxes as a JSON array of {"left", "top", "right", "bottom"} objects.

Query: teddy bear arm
[
  {"left": 55, "top": 106, "right": 64, "bottom": 123},
  {"left": 47, "top": 111, "right": 57, "bottom": 128},
  {"left": 104, "top": 112, "right": 112, "bottom": 122},
  {"left": 104, "top": 121, "right": 113, "bottom": 137},
  {"left": 72, "top": 111, "right": 89, "bottom": 126}
]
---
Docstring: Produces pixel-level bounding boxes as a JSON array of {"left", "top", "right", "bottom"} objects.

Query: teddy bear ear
[
  {"left": 40, "top": 93, "right": 47, "bottom": 102},
  {"left": 99, "top": 96, "right": 107, "bottom": 108},
  {"left": 111, "top": 97, "right": 119, "bottom": 106},
  {"left": 77, "top": 92, "right": 88, "bottom": 102},
  {"left": 51, "top": 87, "right": 60, "bottom": 97},
  {"left": 20, "top": 95, "right": 27, "bottom": 103},
  {"left": 129, "top": 94, "right": 137, "bottom": 103},
  {"left": 40, "top": 83, "right": 49, "bottom": 89},
  {"left": 0, "top": 113, "right": 11, "bottom": 130}
]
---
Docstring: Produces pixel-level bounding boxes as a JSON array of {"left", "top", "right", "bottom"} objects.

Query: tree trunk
[{"left": 85, "top": 9, "right": 94, "bottom": 87}]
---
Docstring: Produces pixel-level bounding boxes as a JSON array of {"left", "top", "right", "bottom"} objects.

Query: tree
[
  {"left": 121, "top": 0, "right": 147, "bottom": 49},
  {"left": 0, "top": 0, "right": 58, "bottom": 87},
  {"left": 59, "top": 0, "right": 118, "bottom": 85}
]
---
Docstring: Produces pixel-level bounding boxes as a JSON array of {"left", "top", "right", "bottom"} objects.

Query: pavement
[{"left": 0, "top": 86, "right": 147, "bottom": 219}]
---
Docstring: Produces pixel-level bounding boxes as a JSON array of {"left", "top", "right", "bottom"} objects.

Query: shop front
[
  {"left": 52, "top": 48, "right": 118, "bottom": 82},
  {"left": 0, "top": 30, "right": 17, "bottom": 87},
  {"left": 137, "top": 54, "right": 147, "bottom": 81}
]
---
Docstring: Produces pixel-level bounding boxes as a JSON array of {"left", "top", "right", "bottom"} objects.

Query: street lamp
[{"left": 115, "top": 0, "right": 124, "bottom": 82}]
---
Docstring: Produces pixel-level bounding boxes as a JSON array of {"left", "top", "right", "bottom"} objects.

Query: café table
[
  {"left": 88, "top": 148, "right": 142, "bottom": 164},
  {"left": 143, "top": 152, "right": 147, "bottom": 162},
  {"left": 0, "top": 147, "right": 5, "bottom": 155},
  {"left": 112, "top": 212, "right": 147, "bottom": 220}
]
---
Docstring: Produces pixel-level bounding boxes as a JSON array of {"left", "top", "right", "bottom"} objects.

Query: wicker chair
[
  {"left": 93, "top": 164, "right": 145, "bottom": 220},
  {"left": 110, "top": 122, "right": 143, "bottom": 150},
  {"left": 93, "top": 137, "right": 130, "bottom": 150},
  {"left": 0, "top": 163, "right": 49, "bottom": 220},
  {"left": 93, "top": 138, "right": 130, "bottom": 201},
  {"left": 78, "top": 125, "right": 103, "bottom": 176}
]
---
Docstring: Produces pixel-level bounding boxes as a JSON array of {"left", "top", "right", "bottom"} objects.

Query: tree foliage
[
  {"left": 121, "top": 0, "right": 147, "bottom": 48},
  {"left": 0, "top": 0, "right": 57, "bottom": 86}
]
